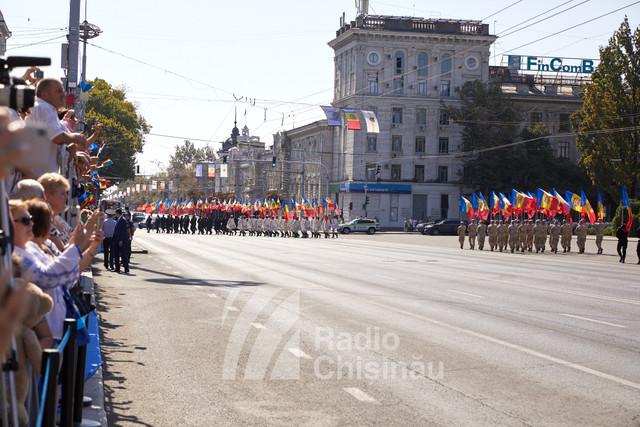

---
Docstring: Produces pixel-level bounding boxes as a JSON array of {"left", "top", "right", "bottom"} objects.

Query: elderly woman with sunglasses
[{"left": 9, "top": 199, "right": 102, "bottom": 343}]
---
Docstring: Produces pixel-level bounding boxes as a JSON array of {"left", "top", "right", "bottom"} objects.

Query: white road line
[
  {"left": 560, "top": 313, "right": 627, "bottom": 329},
  {"left": 192, "top": 285, "right": 201, "bottom": 289},
  {"left": 208, "top": 293, "right": 218, "bottom": 298},
  {"left": 447, "top": 289, "right": 485, "bottom": 299},
  {"left": 343, "top": 387, "right": 377, "bottom": 402},
  {"left": 287, "top": 348, "right": 312, "bottom": 359},
  {"left": 375, "top": 274, "right": 394, "bottom": 281},
  {"left": 226, "top": 306, "right": 238, "bottom": 312},
  {"left": 251, "top": 323, "right": 265, "bottom": 329}
]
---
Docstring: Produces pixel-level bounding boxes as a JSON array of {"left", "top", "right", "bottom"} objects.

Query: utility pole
[{"left": 66, "top": 0, "right": 80, "bottom": 106}]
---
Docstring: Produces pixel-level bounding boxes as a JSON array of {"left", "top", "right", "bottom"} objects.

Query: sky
[{"left": 2, "top": 0, "right": 638, "bottom": 176}]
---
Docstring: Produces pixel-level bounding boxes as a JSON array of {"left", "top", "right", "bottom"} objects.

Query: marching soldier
[
  {"left": 575, "top": 219, "right": 588, "bottom": 254},
  {"left": 457, "top": 221, "right": 467, "bottom": 249},
  {"left": 497, "top": 220, "right": 508, "bottom": 252},
  {"left": 561, "top": 219, "right": 573, "bottom": 252},
  {"left": 549, "top": 220, "right": 560, "bottom": 253},
  {"left": 508, "top": 220, "right": 518, "bottom": 253},
  {"left": 477, "top": 220, "right": 487, "bottom": 251},
  {"left": 533, "top": 220, "right": 543, "bottom": 253},
  {"left": 467, "top": 219, "right": 478, "bottom": 250},
  {"left": 487, "top": 220, "right": 498, "bottom": 251},
  {"left": 526, "top": 219, "right": 534, "bottom": 252},
  {"left": 594, "top": 218, "right": 605, "bottom": 254},
  {"left": 517, "top": 220, "right": 527, "bottom": 253},
  {"left": 330, "top": 215, "right": 340, "bottom": 238}
]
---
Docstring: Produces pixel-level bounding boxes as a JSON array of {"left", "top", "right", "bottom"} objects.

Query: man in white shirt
[{"left": 25, "top": 78, "right": 86, "bottom": 178}]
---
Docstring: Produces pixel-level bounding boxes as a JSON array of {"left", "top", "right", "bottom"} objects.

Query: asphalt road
[{"left": 94, "top": 231, "right": 640, "bottom": 426}]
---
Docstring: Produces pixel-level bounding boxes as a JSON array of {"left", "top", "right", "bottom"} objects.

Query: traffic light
[
  {"left": 362, "top": 203, "right": 366, "bottom": 210},
  {"left": 366, "top": 196, "right": 370, "bottom": 205},
  {"left": 272, "top": 156, "right": 277, "bottom": 167},
  {"left": 349, "top": 202, "right": 353, "bottom": 210},
  {"left": 375, "top": 164, "right": 381, "bottom": 174},
  {"left": 136, "top": 165, "right": 140, "bottom": 174},
  {"left": 223, "top": 156, "right": 227, "bottom": 164}
]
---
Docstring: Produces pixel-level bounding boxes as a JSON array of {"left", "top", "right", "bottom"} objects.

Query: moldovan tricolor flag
[
  {"left": 597, "top": 190, "right": 604, "bottom": 221},
  {"left": 580, "top": 190, "right": 596, "bottom": 224},
  {"left": 622, "top": 185, "right": 633, "bottom": 232},
  {"left": 361, "top": 110, "right": 380, "bottom": 133},
  {"left": 343, "top": 109, "right": 361, "bottom": 130},
  {"left": 460, "top": 196, "right": 474, "bottom": 221}
]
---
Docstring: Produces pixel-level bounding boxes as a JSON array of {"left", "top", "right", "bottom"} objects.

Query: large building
[{"left": 216, "top": 10, "right": 590, "bottom": 228}]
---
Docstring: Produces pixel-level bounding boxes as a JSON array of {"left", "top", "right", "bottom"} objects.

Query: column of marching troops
[
  {"left": 457, "top": 218, "right": 605, "bottom": 254},
  {"left": 144, "top": 211, "right": 343, "bottom": 239}
]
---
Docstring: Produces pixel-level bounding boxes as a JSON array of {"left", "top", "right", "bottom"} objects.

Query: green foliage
[
  {"left": 572, "top": 17, "right": 640, "bottom": 199},
  {"left": 85, "top": 78, "right": 149, "bottom": 181},
  {"left": 168, "top": 140, "right": 216, "bottom": 171},
  {"left": 447, "top": 81, "right": 591, "bottom": 194},
  {"left": 610, "top": 198, "right": 640, "bottom": 234}
]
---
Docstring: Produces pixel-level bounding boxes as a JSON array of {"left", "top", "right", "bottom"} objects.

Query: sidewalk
[{"left": 79, "top": 268, "right": 108, "bottom": 426}]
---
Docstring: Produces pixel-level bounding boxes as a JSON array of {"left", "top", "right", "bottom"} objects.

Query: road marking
[
  {"left": 192, "top": 285, "right": 201, "bottom": 289},
  {"left": 375, "top": 274, "right": 394, "bottom": 281},
  {"left": 208, "top": 293, "right": 218, "bottom": 299},
  {"left": 226, "top": 306, "right": 238, "bottom": 312},
  {"left": 344, "top": 387, "right": 376, "bottom": 402},
  {"left": 447, "top": 289, "right": 485, "bottom": 299},
  {"left": 560, "top": 314, "right": 627, "bottom": 329},
  {"left": 251, "top": 323, "right": 265, "bottom": 329},
  {"left": 287, "top": 348, "right": 312, "bottom": 359}
]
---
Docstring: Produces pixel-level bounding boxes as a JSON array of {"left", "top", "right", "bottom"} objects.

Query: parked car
[
  {"left": 339, "top": 218, "right": 380, "bottom": 235},
  {"left": 415, "top": 219, "right": 441, "bottom": 233},
  {"left": 421, "top": 219, "right": 465, "bottom": 235}
]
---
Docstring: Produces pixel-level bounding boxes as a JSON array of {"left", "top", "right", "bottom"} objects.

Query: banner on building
[
  {"left": 321, "top": 106, "right": 342, "bottom": 127},
  {"left": 152, "top": 180, "right": 157, "bottom": 190},
  {"left": 208, "top": 164, "right": 216, "bottom": 178},
  {"left": 195, "top": 163, "right": 203, "bottom": 177},
  {"left": 160, "top": 181, "right": 166, "bottom": 190},
  {"left": 361, "top": 110, "right": 379, "bottom": 133},
  {"left": 343, "top": 109, "right": 361, "bottom": 130},
  {"left": 169, "top": 180, "right": 173, "bottom": 190},
  {"left": 136, "top": 183, "right": 140, "bottom": 193}
]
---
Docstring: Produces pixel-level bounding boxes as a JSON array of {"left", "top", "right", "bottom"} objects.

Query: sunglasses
[{"left": 14, "top": 215, "right": 34, "bottom": 225}]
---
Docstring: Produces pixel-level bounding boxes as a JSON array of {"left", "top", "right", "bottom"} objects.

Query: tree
[
  {"left": 168, "top": 140, "right": 216, "bottom": 171},
  {"left": 85, "top": 78, "right": 150, "bottom": 181},
  {"left": 572, "top": 17, "right": 640, "bottom": 199}
]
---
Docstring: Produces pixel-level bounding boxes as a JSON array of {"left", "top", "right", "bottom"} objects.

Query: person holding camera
[{"left": 24, "top": 78, "right": 86, "bottom": 178}]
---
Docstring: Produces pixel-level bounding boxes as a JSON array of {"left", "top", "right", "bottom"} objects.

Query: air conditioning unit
[
  {"left": 385, "top": 82, "right": 391, "bottom": 88},
  {"left": 392, "top": 123, "right": 399, "bottom": 127},
  {"left": 418, "top": 125, "right": 425, "bottom": 130},
  {"left": 408, "top": 84, "right": 414, "bottom": 89}
]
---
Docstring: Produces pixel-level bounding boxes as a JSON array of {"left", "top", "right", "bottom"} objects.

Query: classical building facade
[{"left": 214, "top": 13, "right": 590, "bottom": 228}]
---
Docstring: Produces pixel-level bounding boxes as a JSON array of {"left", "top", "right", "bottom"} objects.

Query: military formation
[
  {"left": 458, "top": 218, "right": 606, "bottom": 254},
  {"left": 146, "top": 211, "right": 343, "bottom": 239}
]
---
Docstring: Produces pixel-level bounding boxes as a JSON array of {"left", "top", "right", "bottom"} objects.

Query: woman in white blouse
[{"left": 10, "top": 199, "right": 102, "bottom": 342}]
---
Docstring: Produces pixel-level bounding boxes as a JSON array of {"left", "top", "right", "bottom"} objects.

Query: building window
[
  {"left": 395, "top": 51, "right": 404, "bottom": 75},
  {"left": 440, "top": 80, "right": 450, "bottom": 97},
  {"left": 438, "top": 166, "right": 448, "bottom": 182},
  {"left": 441, "top": 53, "right": 452, "bottom": 77},
  {"left": 367, "top": 75, "right": 378, "bottom": 94},
  {"left": 390, "top": 194, "right": 399, "bottom": 222},
  {"left": 559, "top": 113, "right": 571, "bottom": 132},
  {"left": 439, "top": 110, "right": 450, "bottom": 126},
  {"left": 416, "top": 108, "right": 427, "bottom": 125},
  {"left": 415, "top": 137, "right": 426, "bottom": 154},
  {"left": 393, "top": 77, "right": 404, "bottom": 95},
  {"left": 391, "top": 164, "right": 401, "bottom": 181},
  {"left": 440, "top": 194, "right": 449, "bottom": 219},
  {"left": 531, "top": 112, "right": 542, "bottom": 123},
  {"left": 392, "top": 107, "right": 403, "bottom": 125},
  {"left": 366, "top": 134, "right": 377, "bottom": 152},
  {"left": 417, "top": 80, "right": 428, "bottom": 95},
  {"left": 417, "top": 52, "right": 428, "bottom": 76},
  {"left": 414, "top": 165, "right": 425, "bottom": 182},
  {"left": 439, "top": 137, "right": 449, "bottom": 154},
  {"left": 392, "top": 136, "right": 402, "bottom": 153},
  {"left": 558, "top": 141, "right": 569, "bottom": 158},
  {"left": 366, "top": 164, "right": 376, "bottom": 181}
]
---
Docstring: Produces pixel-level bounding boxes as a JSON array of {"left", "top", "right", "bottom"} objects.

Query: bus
[{"left": 100, "top": 199, "right": 121, "bottom": 212}]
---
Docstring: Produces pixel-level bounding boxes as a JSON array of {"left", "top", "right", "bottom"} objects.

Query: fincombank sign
[{"left": 508, "top": 55, "right": 598, "bottom": 74}]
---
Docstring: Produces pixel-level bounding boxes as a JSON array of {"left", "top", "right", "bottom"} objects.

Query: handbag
[{"left": 62, "top": 288, "right": 91, "bottom": 346}]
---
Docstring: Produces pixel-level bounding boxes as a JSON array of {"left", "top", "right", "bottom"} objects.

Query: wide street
[{"left": 94, "top": 230, "right": 640, "bottom": 426}]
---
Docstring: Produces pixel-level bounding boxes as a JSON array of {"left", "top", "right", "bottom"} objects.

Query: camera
[{"left": 0, "top": 56, "right": 51, "bottom": 111}]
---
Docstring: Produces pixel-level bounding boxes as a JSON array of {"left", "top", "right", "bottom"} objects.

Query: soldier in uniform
[
  {"left": 575, "top": 219, "right": 588, "bottom": 253},
  {"left": 526, "top": 219, "right": 534, "bottom": 252},
  {"left": 457, "top": 221, "right": 467, "bottom": 249},
  {"left": 594, "top": 218, "right": 605, "bottom": 254},
  {"left": 539, "top": 219, "right": 548, "bottom": 253},
  {"left": 487, "top": 220, "right": 498, "bottom": 251},
  {"left": 497, "top": 220, "right": 508, "bottom": 252},
  {"left": 226, "top": 215, "right": 237, "bottom": 235},
  {"left": 330, "top": 215, "right": 340, "bottom": 238},
  {"left": 467, "top": 219, "right": 478, "bottom": 250},
  {"left": 533, "top": 220, "right": 543, "bottom": 253},
  {"left": 561, "top": 219, "right": 573, "bottom": 252},
  {"left": 549, "top": 220, "right": 560, "bottom": 253},
  {"left": 508, "top": 220, "right": 518, "bottom": 253},
  {"left": 322, "top": 217, "right": 331, "bottom": 238},
  {"left": 477, "top": 220, "right": 487, "bottom": 251},
  {"left": 517, "top": 220, "right": 526, "bottom": 252}
]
